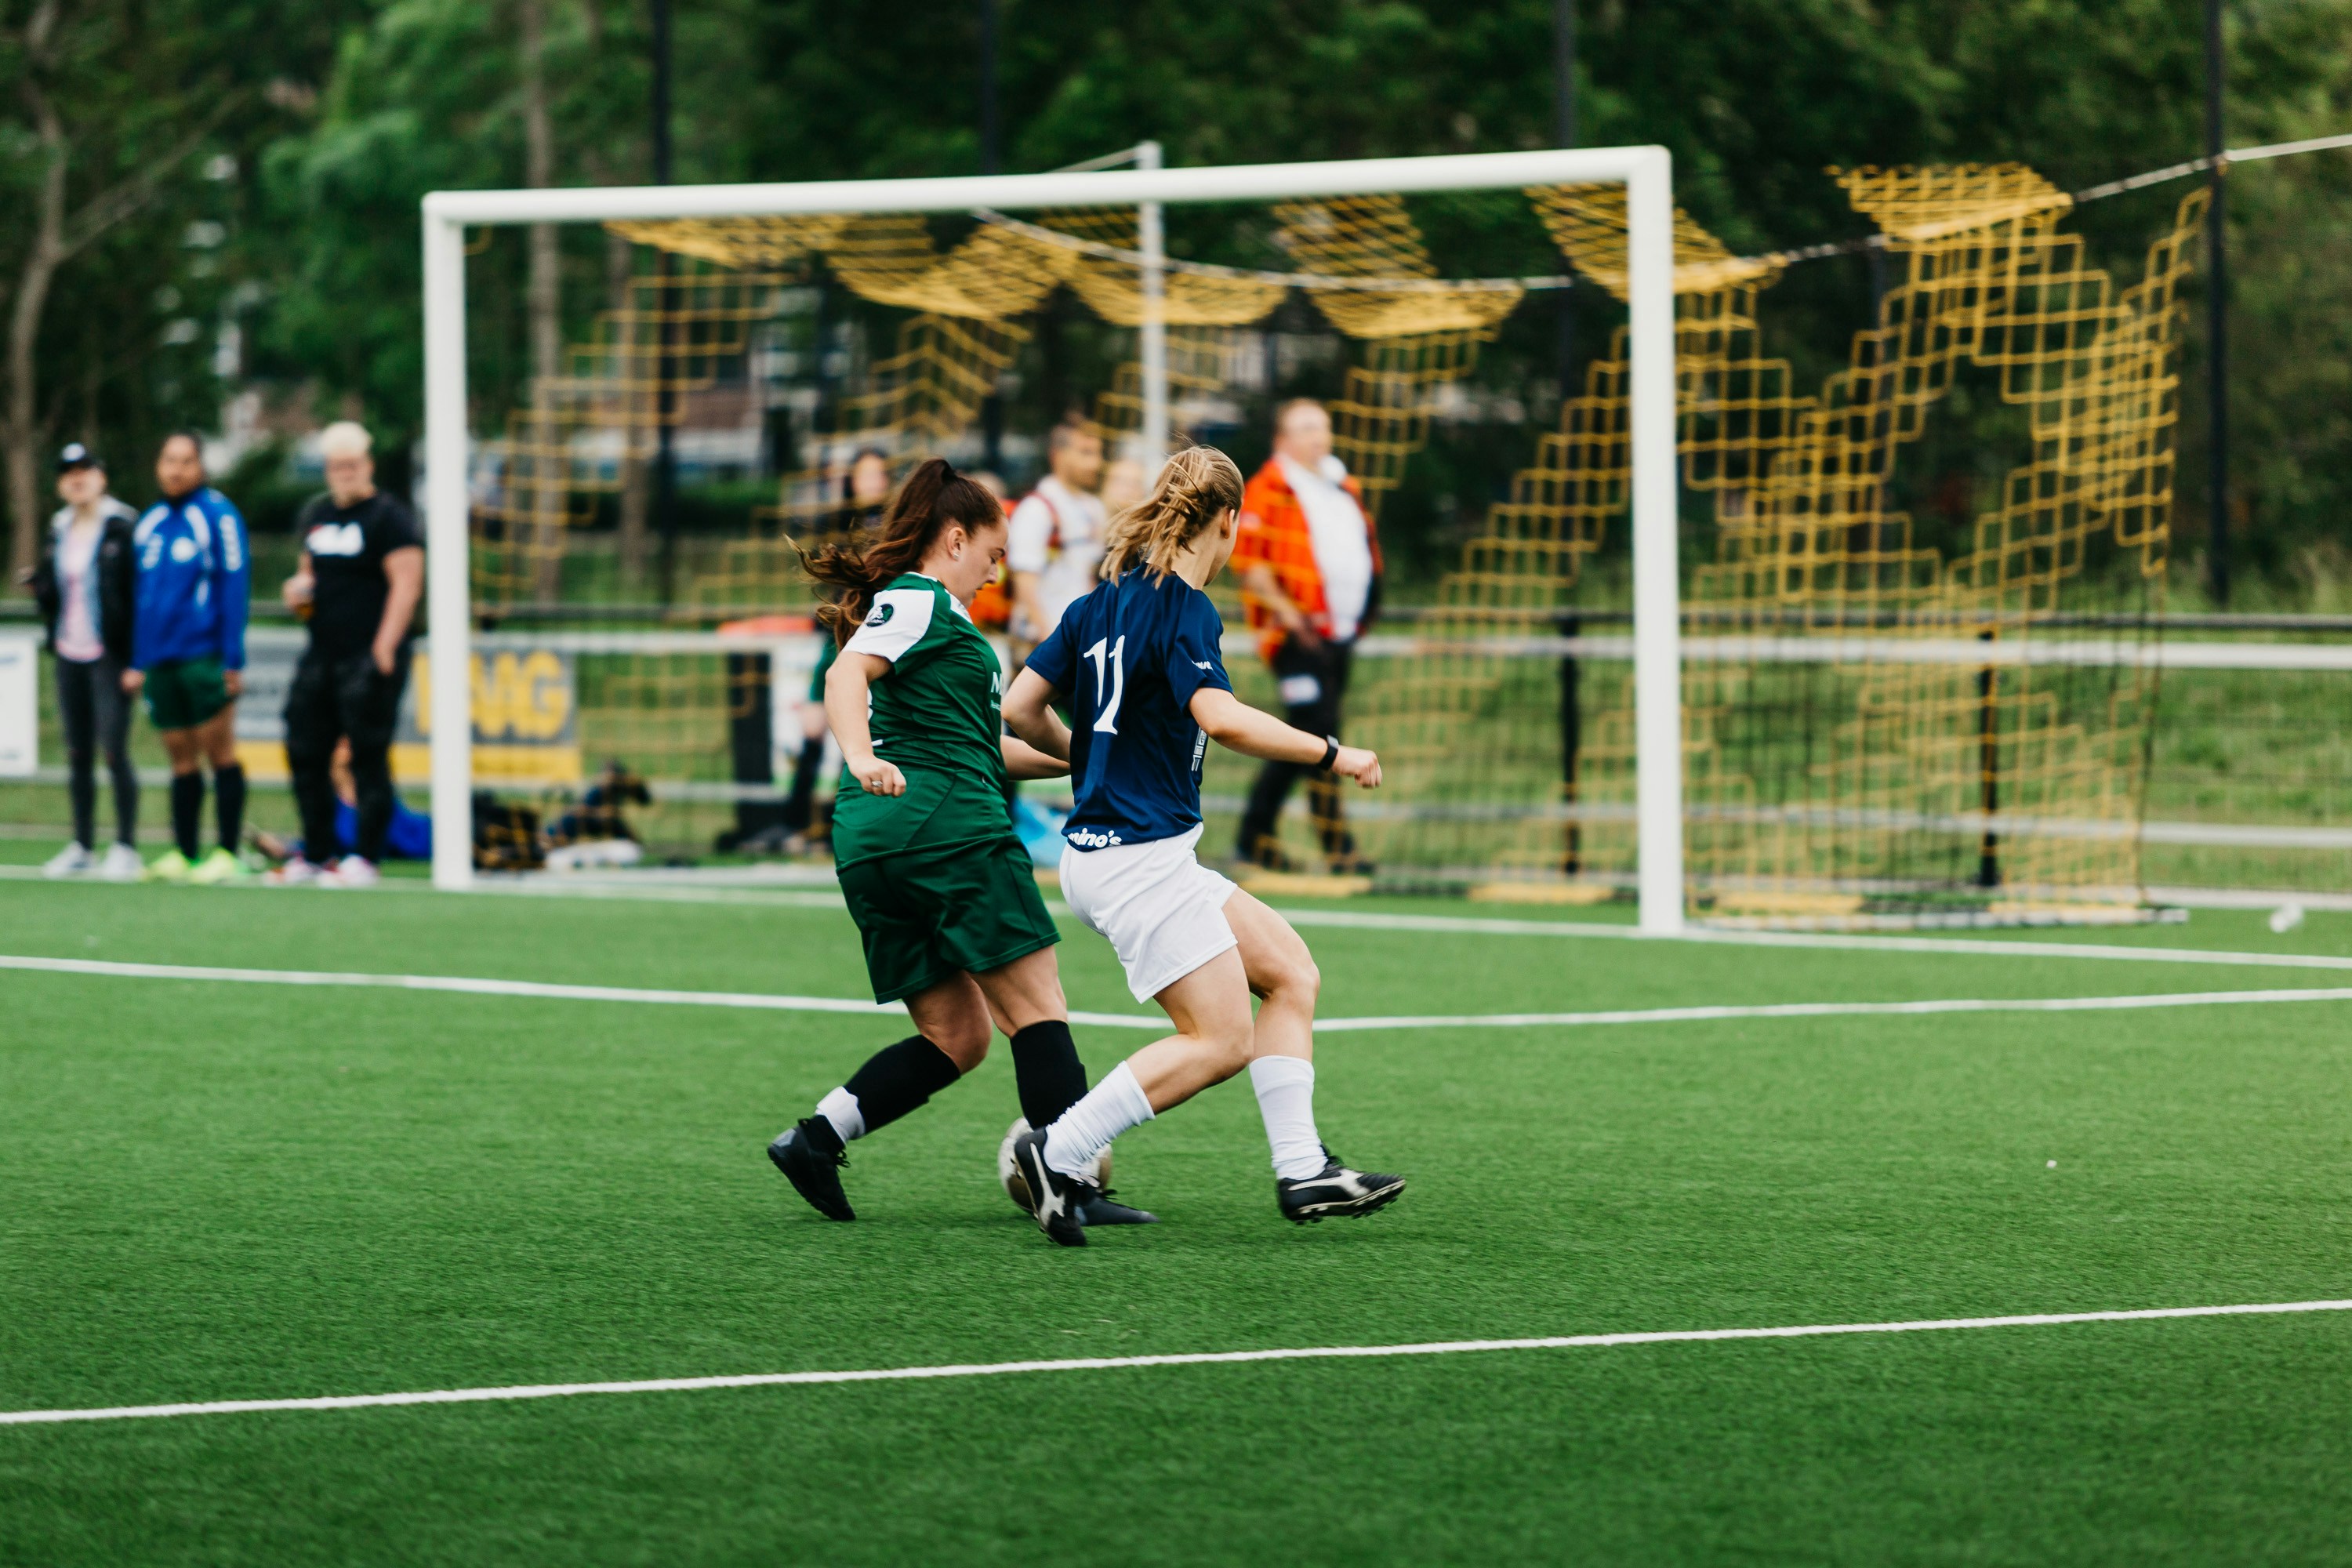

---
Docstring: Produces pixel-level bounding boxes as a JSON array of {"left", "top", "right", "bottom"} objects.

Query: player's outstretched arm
[
  {"left": 1001, "top": 735, "right": 1069, "bottom": 780},
  {"left": 1189, "top": 687, "right": 1381, "bottom": 788},
  {"left": 823, "top": 650, "right": 906, "bottom": 797},
  {"left": 1002, "top": 666, "right": 1073, "bottom": 763}
]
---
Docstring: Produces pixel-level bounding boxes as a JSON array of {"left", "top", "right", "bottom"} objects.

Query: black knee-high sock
[
  {"left": 1009, "top": 1019, "right": 1088, "bottom": 1129},
  {"left": 169, "top": 772, "right": 204, "bottom": 860},
  {"left": 825, "top": 1036, "right": 961, "bottom": 1145},
  {"left": 214, "top": 763, "right": 247, "bottom": 854}
]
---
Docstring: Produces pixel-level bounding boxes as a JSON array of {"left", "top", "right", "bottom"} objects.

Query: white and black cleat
[
  {"left": 1010, "top": 1128, "right": 1091, "bottom": 1247},
  {"left": 1276, "top": 1149, "right": 1405, "bottom": 1223}
]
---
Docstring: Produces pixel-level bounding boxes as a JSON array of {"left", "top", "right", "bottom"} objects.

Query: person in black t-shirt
[{"left": 270, "top": 420, "right": 423, "bottom": 887}]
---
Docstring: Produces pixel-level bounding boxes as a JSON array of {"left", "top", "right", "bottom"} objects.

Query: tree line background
[{"left": 3, "top": 0, "right": 2349, "bottom": 604}]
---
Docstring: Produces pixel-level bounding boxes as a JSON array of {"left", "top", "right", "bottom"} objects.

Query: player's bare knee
[
  {"left": 1264, "top": 953, "right": 1320, "bottom": 1007},
  {"left": 935, "top": 1027, "right": 991, "bottom": 1073},
  {"left": 1203, "top": 1014, "right": 1256, "bottom": 1077}
]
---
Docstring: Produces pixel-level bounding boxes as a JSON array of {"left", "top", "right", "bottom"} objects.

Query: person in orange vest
[{"left": 1230, "top": 399, "right": 1380, "bottom": 875}]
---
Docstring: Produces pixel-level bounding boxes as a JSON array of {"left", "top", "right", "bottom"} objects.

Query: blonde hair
[
  {"left": 1099, "top": 445, "right": 1244, "bottom": 583},
  {"left": 318, "top": 421, "right": 373, "bottom": 460}
]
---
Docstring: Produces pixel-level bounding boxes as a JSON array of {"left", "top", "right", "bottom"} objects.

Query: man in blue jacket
[{"left": 126, "top": 433, "right": 251, "bottom": 884}]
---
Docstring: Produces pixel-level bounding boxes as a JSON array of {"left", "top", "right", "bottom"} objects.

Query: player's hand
[
  {"left": 120, "top": 668, "right": 143, "bottom": 694},
  {"left": 850, "top": 755, "right": 906, "bottom": 797},
  {"left": 281, "top": 572, "right": 314, "bottom": 613},
  {"left": 1331, "top": 744, "right": 1381, "bottom": 789},
  {"left": 223, "top": 670, "right": 243, "bottom": 698},
  {"left": 372, "top": 638, "right": 397, "bottom": 677}
]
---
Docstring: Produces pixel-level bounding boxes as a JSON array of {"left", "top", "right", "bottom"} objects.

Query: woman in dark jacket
[{"left": 24, "top": 443, "right": 142, "bottom": 877}]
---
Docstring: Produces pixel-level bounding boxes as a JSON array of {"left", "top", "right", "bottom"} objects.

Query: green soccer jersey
[{"left": 829, "top": 572, "right": 1011, "bottom": 868}]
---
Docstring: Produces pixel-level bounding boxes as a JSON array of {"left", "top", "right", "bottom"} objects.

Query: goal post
[{"left": 418, "top": 146, "right": 1684, "bottom": 929}]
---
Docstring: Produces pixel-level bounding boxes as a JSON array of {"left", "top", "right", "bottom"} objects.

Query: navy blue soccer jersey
[{"left": 1025, "top": 571, "right": 1234, "bottom": 850}]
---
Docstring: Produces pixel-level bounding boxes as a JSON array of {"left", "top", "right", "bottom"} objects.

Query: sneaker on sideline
[
  {"left": 320, "top": 855, "right": 380, "bottom": 889},
  {"left": 264, "top": 855, "right": 325, "bottom": 887},
  {"left": 187, "top": 846, "right": 252, "bottom": 885},
  {"left": 143, "top": 848, "right": 193, "bottom": 884},
  {"left": 98, "top": 842, "right": 144, "bottom": 881},
  {"left": 42, "top": 842, "right": 94, "bottom": 879}
]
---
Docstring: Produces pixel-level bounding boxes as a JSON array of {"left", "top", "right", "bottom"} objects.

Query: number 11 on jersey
[{"left": 1083, "top": 635, "right": 1127, "bottom": 734}]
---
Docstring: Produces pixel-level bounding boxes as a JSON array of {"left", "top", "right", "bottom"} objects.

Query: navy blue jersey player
[
  {"left": 1004, "top": 445, "right": 1405, "bottom": 1246},
  {"left": 1028, "top": 558, "right": 1231, "bottom": 854}
]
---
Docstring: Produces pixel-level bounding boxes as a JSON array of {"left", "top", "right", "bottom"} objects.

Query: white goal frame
[{"left": 419, "top": 147, "right": 1685, "bottom": 931}]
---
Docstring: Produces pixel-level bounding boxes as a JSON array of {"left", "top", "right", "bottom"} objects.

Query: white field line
[
  {"left": 5, "top": 953, "right": 2351, "bottom": 1033},
  {"left": 1308, "top": 986, "right": 2352, "bottom": 1032},
  {"left": 1273, "top": 907, "right": 2352, "bottom": 975},
  {"left": 5, "top": 1298, "right": 2347, "bottom": 1428},
  {"left": 11, "top": 863, "right": 2352, "bottom": 974},
  {"left": 0, "top": 953, "right": 1156, "bottom": 1029},
  {"left": 9, "top": 862, "right": 2352, "bottom": 976}
]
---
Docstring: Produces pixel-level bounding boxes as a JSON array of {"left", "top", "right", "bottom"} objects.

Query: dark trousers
[
  {"left": 55, "top": 654, "right": 136, "bottom": 849},
  {"left": 285, "top": 644, "right": 410, "bottom": 864},
  {"left": 1236, "top": 637, "right": 1359, "bottom": 866}
]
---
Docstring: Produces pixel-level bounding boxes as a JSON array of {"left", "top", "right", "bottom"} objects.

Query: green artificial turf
[{"left": 2, "top": 878, "right": 2350, "bottom": 1564}]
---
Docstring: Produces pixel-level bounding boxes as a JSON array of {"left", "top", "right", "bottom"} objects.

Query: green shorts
[
  {"left": 836, "top": 830, "right": 1060, "bottom": 1003},
  {"left": 143, "top": 657, "right": 230, "bottom": 731}
]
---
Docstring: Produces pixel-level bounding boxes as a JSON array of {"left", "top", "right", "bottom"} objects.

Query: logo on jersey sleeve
[{"left": 866, "top": 603, "right": 895, "bottom": 626}]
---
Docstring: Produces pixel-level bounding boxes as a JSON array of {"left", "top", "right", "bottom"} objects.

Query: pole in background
[
  {"left": 978, "top": 0, "right": 1006, "bottom": 473},
  {"left": 1553, "top": 0, "right": 1582, "bottom": 878},
  {"left": 651, "top": 0, "right": 680, "bottom": 604},
  {"left": 2204, "top": 0, "right": 2230, "bottom": 607},
  {"left": 422, "top": 208, "right": 476, "bottom": 890},
  {"left": 1627, "top": 149, "right": 1684, "bottom": 935},
  {"left": 1552, "top": 0, "right": 1577, "bottom": 383},
  {"left": 1137, "top": 140, "right": 1170, "bottom": 475}
]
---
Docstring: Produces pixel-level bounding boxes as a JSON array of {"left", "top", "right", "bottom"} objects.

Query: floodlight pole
[
  {"left": 1137, "top": 140, "right": 1170, "bottom": 472},
  {"left": 420, "top": 149, "right": 1682, "bottom": 924},
  {"left": 423, "top": 211, "right": 476, "bottom": 891}
]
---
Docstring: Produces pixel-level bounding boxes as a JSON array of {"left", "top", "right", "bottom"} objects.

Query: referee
[{"left": 270, "top": 421, "right": 423, "bottom": 888}]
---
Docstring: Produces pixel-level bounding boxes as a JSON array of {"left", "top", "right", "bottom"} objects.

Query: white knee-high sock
[
  {"left": 1043, "top": 1062, "right": 1154, "bottom": 1180},
  {"left": 1248, "top": 1055, "right": 1326, "bottom": 1180}
]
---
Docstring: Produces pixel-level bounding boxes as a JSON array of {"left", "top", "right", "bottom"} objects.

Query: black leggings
[
  {"left": 285, "top": 645, "right": 409, "bottom": 863},
  {"left": 1236, "top": 637, "right": 1357, "bottom": 865},
  {"left": 55, "top": 655, "right": 137, "bottom": 849}
]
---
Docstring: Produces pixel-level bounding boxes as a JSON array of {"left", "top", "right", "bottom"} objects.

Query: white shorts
[{"left": 1058, "top": 824, "right": 1239, "bottom": 1003}]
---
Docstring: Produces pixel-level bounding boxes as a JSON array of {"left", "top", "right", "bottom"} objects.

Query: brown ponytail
[
  {"left": 1099, "top": 444, "right": 1245, "bottom": 583},
  {"left": 801, "top": 456, "right": 1004, "bottom": 641}
]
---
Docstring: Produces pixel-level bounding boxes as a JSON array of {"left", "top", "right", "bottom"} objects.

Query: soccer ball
[{"left": 999, "top": 1116, "right": 1109, "bottom": 1212}]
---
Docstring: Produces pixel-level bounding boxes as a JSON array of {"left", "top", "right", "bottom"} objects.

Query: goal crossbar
[{"left": 419, "top": 147, "right": 1685, "bottom": 931}]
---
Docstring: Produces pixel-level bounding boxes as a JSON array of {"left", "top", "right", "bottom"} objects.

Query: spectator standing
[
  {"left": 1005, "top": 419, "right": 1106, "bottom": 652},
  {"left": 24, "top": 444, "right": 142, "bottom": 879},
  {"left": 1231, "top": 399, "right": 1381, "bottom": 875},
  {"left": 270, "top": 421, "right": 423, "bottom": 888},
  {"left": 126, "top": 433, "right": 252, "bottom": 884},
  {"left": 775, "top": 448, "right": 896, "bottom": 849}
]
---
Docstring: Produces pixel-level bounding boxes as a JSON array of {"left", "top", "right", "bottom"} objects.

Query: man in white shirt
[
  {"left": 1232, "top": 400, "right": 1382, "bottom": 875},
  {"left": 1005, "top": 419, "right": 1107, "bottom": 653}
]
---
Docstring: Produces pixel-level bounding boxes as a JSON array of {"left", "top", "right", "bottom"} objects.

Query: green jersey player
[{"left": 766, "top": 458, "right": 1152, "bottom": 1228}]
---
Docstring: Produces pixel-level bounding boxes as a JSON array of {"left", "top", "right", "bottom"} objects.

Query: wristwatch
[{"left": 1318, "top": 735, "right": 1341, "bottom": 770}]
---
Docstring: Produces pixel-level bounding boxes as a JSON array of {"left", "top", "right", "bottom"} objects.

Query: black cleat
[
  {"left": 1011, "top": 1129, "right": 1090, "bottom": 1247},
  {"left": 1078, "top": 1190, "right": 1159, "bottom": 1227},
  {"left": 768, "top": 1118, "right": 854, "bottom": 1221},
  {"left": 1276, "top": 1149, "right": 1405, "bottom": 1223}
]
